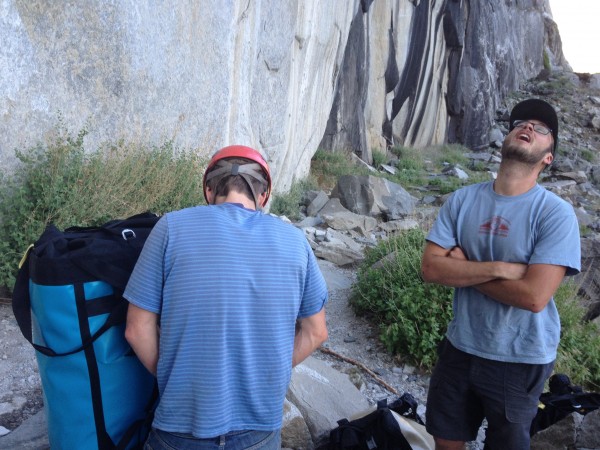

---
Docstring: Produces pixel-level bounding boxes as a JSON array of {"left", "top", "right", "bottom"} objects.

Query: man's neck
[
  {"left": 493, "top": 160, "right": 542, "bottom": 196},
  {"left": 213, "top": 191, "right": 257, "bottom": 210}
]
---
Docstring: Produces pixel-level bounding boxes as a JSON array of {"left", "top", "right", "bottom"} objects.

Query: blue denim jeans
[{"left": 144, "top": 428, "right": 281, "bottom": 450}]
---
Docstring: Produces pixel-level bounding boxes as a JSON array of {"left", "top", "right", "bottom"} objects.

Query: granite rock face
[{"left": 1, "top": 0, "right": 567, "bottom": 193}]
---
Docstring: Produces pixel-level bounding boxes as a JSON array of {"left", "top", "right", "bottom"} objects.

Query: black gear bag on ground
[
  {"left": 530, "top": 373, "right": 600, "bottom": 436},
  {"left": 11, "top": 212, "right": 160, "bottom": 450},
  {"left": 328, "top": 397, "right": 434, "bottom": 450}
]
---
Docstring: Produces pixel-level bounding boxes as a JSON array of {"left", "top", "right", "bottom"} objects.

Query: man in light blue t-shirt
[
  {"left": 124, "top": 145, "right": 328, "bottom": 450},
  {"left": 421, "top": 99, "right": 581, "bottom": 450}
]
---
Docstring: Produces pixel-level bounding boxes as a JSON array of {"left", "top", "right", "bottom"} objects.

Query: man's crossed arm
[{"left": 421, "top": 242, "right": 566, "bottom": 313}]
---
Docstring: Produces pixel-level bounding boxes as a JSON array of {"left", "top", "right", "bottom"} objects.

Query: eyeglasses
[{"left": 512, "top": 120, "right": 552, "bottom": 136}]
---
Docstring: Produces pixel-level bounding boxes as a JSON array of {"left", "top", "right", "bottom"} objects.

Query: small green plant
[
  {"left": 371, "top": 149, "right": 388, "bottom": 168},
  {"left": 310, "top": 149, "right": 372, "bottom": 190},
  {"left": 425, "top": 144, "right": 471, "bottom": 167},
  {"left": 469, "top": 160, "right": 488, "bottom": 172},
  {"left": 427, "top": 171, "right": 490, "bottom": 195},
  {"left": 270, "top": 178, "right": 318, "bottom": 220},
  {"left": 351, "top": 229, "right": 453, "bottom": 369},
  {"left": 542, "top": 75, "right": 573, "bottom": 95},
  {"left": 554, "top": 281, "right": 600, "bottom": 390},
  {"left": 389, "top": 146, "right": 425, "bottom": 171},
  {"left": 579, "top": 224, "right": 592, "bottom": 237},
  {"left": 0, "top": 124, "right": 205, "bottom": 291},
  {"left": 387, "top": 146, "right": 427, "bottom": 187},
  {"left": 543, "top": 50, "right": 551, "bottom": 72},
  {"left": 580, "top": 149, "right": 595, "bottom": 163}
]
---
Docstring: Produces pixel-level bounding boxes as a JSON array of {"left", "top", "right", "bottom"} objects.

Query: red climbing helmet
[{"left": 202, "top": 145, "right": 272, "bottom": 207}]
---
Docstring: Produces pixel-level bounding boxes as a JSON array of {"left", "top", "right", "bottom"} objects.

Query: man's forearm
[
  {"left": 127, "top": 329, "right": 159, "bottom": 375},
  {"left": 125, "top": 304, "right": 159, "bottom": 376},
  {"left": 421, "top": 251, "right": 526, "bottom": 287},
  {"left": 292, "top": 309, "right": 328, "bottom": 367},
  {"left": 474, "top": 264, "right": 567, "bottom": 313}
]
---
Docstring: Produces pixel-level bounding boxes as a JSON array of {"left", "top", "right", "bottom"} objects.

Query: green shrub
[
  {"left": 351, "top": 229, "right": 453, "bottom": 369},
  {"left": 270, "top": 178, "right": 318, "bottom": 220},
  {"left": 350, "top": 232, "right": 600, "bottom": 382},
  {"left": 386, "top": 146, "right": 426, "bottom": 187},
  {"left": 389, "top": 146, "right": 425, "bottom": 171},
  {"left": 0, "top": 124, "right": 205, "bottom": 291},
  {"left": 371, "top": 149, "right": 387, "bottom": 168},
  {"left": 310, "top": 149, "right": 374, "bottom": 190},
  {"left": 555, "top": 282, "right": 600, "bottom": 390},
  {"left": 426, "top": 144, "right": 471, "bottom": 167},
  {"left": 580, "top": 149, "right": 595, "bottom": 163},
  {"left": 543, "top": 50, "right": 551, "bottom": 72}
]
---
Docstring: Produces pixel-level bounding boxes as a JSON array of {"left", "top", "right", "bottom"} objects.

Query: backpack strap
[
  {"left": 12, "top": 246, "right": 34, "bottom": 346},
  {"left": 115, "top": 382, "right": 159, "bottom": 450}
]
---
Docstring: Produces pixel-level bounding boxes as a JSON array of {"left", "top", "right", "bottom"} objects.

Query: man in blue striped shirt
[{"left": 125, "top": 145, "right": 328, "bottom": 449}]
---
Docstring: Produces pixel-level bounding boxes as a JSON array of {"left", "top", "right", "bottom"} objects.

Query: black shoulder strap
[
  {"left": 115, "top": 382, "right": 159, "bottom": 450},
  {"left": 12, "top": 247, "right": 34, "bottom": 345}
]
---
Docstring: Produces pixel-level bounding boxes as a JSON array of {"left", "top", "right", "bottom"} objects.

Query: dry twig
[{"left": 319, "top": 346, "right": 399, "bottom": 395}]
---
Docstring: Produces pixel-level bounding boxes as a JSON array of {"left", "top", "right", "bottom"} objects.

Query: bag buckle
[{"left": 122, "top": 229, "right": 136, "bottom": 241}]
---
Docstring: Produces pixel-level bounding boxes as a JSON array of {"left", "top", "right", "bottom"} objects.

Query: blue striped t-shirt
[{"left": 124, "top": 203, "right": 328, "bottom": 437}]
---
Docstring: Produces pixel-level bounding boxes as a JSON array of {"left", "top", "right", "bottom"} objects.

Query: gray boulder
[
  {"left": 577, "top": 409, "right": 600, "bottom": 448},
  {"left": 282, "top": 399, "right": 314, "bottom": 450},
  {"left": 331, "top": 175, "right": 417, "bottom": 220},
  {"left": 306, "top": 191, "right": 331, "bottom": 217},
  {"left": 287, "top": 357, "right": 370, "bottom": 448},
  {"left": 306, "top": 228, "right": 365, "bottom": 267},
  {"left": 531, "top": 413, "right": 581, "bottom": 450}
]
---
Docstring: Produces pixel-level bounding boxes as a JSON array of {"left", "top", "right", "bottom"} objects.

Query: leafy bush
[
  {"left": 427, "top": 171, "right": 491, "bottom": 195},
  {"left": 425, "top": 144, "right": 471, "bottom": 167},
  {"left": 580, "top": 149, "right": 595, "bottom": 163},
  {"left": 0, "top": 124, "right": 205, "bottom": 291},
  {"left": 543, "top": 50, "right": 551, "bottom": 72},
  {"left": 310, "top": 149, "right": 372, "bottom": 190},
  {"left": 270, "top": 178, "right": 318, "bottom": 220},
  {"left": 385, "top": 146, "right": 426, "bottom": 187},
  {"left": 351, "top": 229, "right": 453, "bottom": 369},
  {"left": 554, "top": 282, "right": 600, "bottom": 390},
  {"left": 350, "top": 229, "right": 600, "bottom": 383},
  {"left": 371, "top": 149, "right": 388, "bottom": 168}
]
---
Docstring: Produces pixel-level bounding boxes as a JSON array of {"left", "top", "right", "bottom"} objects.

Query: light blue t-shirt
[
  {"left": 124, "top": 203, "right": 328, "bottom": 437},
  {"left": 427, "top": 182, "right": 580, "bottom": 364}
]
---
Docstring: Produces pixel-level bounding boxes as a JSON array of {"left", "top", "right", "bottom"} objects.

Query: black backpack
[
  {"left": 530, "top": 373, "right": 600, "bottom": 436},
  {"left": 328, "top": 396, "right": 432, "bottom": 450}
]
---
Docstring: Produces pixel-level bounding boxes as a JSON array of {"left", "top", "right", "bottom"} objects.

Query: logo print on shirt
[{"left": 479, "top": 216, "right": 510, "bottom": 237}]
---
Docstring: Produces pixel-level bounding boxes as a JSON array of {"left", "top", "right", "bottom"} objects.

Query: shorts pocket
[{"left": 504, "top": 363, "right": 552, "bottom": 423}]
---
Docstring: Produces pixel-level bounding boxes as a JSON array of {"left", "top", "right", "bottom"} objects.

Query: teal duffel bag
[{"left": 12, "top": 213, "right": 160, "bottom": 449}]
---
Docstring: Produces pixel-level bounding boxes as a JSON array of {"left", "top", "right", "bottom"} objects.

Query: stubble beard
[{"left": 501, "top": 140, "right": 552, "bottom": 166}]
